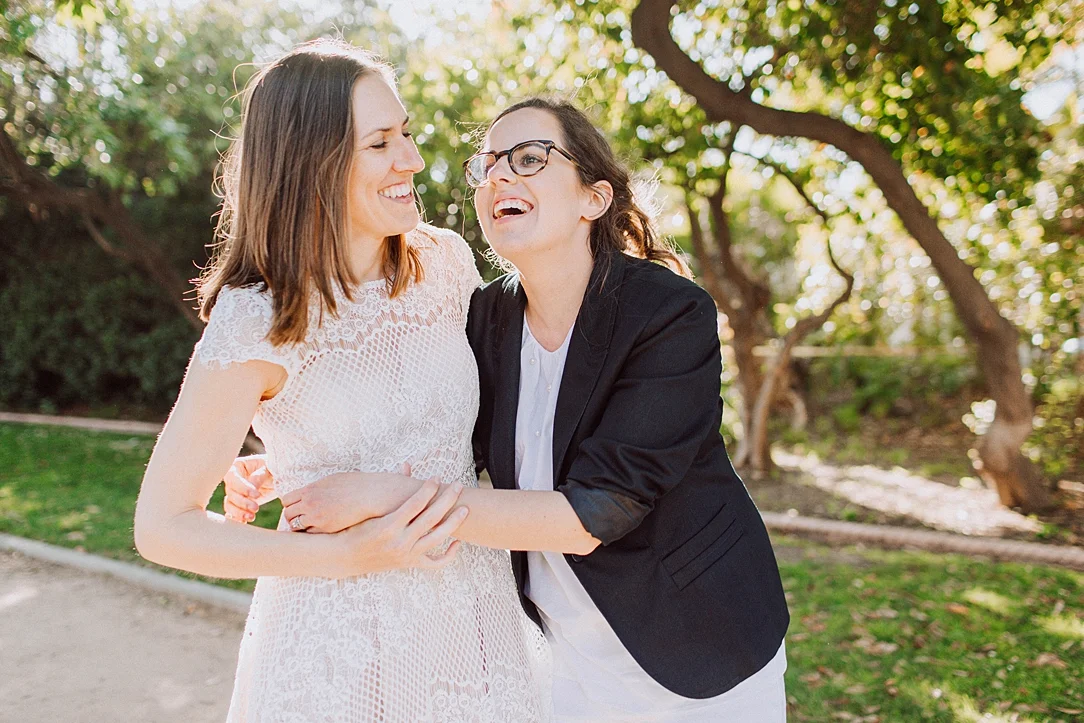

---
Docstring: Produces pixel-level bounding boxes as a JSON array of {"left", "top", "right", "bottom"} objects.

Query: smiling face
[
  {"left": 474, "top": 108, "right": 604, "bottom": 266},
  {"left": 346, "top": 74, "right": 425, "bottom": 245}
]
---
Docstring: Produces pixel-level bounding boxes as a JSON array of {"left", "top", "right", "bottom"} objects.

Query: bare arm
[
  {"left": 453, "top": 487, "right": 600, "bottom": 554},
  {"left": 274, "top": 471, "right": 599, "bottom": 555},
  {"left": 134, "top": 356, "right": 466, "bottom": 579}
]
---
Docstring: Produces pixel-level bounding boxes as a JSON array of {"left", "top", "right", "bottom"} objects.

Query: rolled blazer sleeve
[{"left": 558, "top": 287, "right": 722, "bottom": 545}]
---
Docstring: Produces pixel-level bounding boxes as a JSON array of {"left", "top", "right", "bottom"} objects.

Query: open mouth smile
[{"left": 492, "top": 197, "right": 534, "bottom": 220}]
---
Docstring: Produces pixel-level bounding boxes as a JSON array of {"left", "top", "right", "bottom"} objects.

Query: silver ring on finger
[{"left": 289, "top": 515, "right": 305, "bottom": 531}]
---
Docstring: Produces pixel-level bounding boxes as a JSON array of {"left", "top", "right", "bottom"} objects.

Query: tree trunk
[
  {"left": 631, "top": 0, "right": 1052, "bottom": 510},
  {"left": 685, "top": 196, "right": 768, "bottom": 421},
  {"left": 732, "top": 331, "right": 772, "bottom": 472},
  {"left": 704, "top": 181, "right": 778, "bottom": 472},
  {"left": 685, "top": 187, "right": 774, "bottom": 473},
  {"left": 747, "top": 239, "right": 855, "bottom": 475},
  {"left": 783, "top": 386, "right": 809, "bottom": 431}
]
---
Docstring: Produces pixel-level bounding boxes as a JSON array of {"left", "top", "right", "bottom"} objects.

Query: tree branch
[
  {"left": 1, "top": 127, "right": 201, "bottom": 328},
  {"left": 631, "top": 0, "right": 1011, "bottom": 343},
  {"left": 0, "top": 128, "right": 103, "bottom": 220},
  {"left": 739, "top": 151, "right": 832, "bottom": 225},
  {"left": 22, "top": 49, "right": 65, "bottom": 83},
  {"left": 744, "top": 233, "right": 855, "bottom": 471},
  {"left": 733, "top": 150, "right": 855, "bottom": 302},
  {"left": 81, "top": 211, "right": 137, "bottom": 263},
  {"left": 685, "top": 192, "right": 734, "bottom": 316},
  {"left": 704, "top": 179, "right": 771, "bottom": 320}
]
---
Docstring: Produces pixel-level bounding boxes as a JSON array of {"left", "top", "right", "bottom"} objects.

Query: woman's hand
[
  {"left": 280, "top": 471, "right": 378, "bottom": 534},
  {"left": 224, "top": 456, "right": 429, "bottom": 534},
  {"left": 327, "top": 480, "right": 468, "bottom": 577},
  {"left": 223, "top": 456, "right": 274, "bottom": 523},
  {"left": 281, "top": 466, "right": 422, "bottom": 534}
]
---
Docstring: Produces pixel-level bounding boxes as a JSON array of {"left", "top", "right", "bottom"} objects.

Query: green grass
[
  {"left": 2, "top": 422, "right": 1082, "bottom": 720},
  {"left": 777, "top": 539, "right": 1084, "bottom": 721},
  {"left": 0, "top": 422, "right": 281, "bottom": 591}
]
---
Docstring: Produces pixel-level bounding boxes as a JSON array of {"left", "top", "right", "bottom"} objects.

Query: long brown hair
[
  {"left": 487, "top": 98, "right": 691, "bottom": 280},
  {"left": 198, "top": 39, "right": 422, "bottom": 345}
]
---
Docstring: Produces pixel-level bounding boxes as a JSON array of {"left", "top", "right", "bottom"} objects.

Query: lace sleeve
[{"left": 193, "top": 285, "right": 300, "bottom": 375}]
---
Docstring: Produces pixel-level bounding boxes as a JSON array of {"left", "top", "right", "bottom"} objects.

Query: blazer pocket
[{"left": 662, "top": 507, "right": 746, "bottom": 591}]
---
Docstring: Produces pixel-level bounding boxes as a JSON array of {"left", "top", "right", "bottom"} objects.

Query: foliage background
[{"left": 1, "top": 0, "right": 1081, "bottom": 481}]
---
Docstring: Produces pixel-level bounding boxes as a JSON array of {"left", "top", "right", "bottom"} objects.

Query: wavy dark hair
[
  {"left": 485, "top": 98, "right": 690, "bottom": 280},
  {"left": 198, "top": 39, "right": 423, "bottom": 345}
]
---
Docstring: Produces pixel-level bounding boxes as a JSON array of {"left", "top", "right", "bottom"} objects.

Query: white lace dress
[{"left": 194, "top": 225, "right": 551, "bottom": 722}]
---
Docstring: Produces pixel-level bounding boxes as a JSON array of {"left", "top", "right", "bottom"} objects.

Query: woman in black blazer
[{"left": 227, "top": 98, "right": 790, "bottom": 720}]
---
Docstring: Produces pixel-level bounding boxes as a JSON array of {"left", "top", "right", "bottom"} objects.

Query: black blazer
[{"left": 467, "top": 250, "right": 790, "bottom": 699}]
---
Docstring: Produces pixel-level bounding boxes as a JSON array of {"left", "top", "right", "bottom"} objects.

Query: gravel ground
[{"left": 0, "top": 550, "right": 245, "bottom": 723}]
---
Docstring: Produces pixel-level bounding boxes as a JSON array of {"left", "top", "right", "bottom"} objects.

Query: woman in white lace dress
[{"left": 133, "top": 40, "right": 549, "bottom": 722}]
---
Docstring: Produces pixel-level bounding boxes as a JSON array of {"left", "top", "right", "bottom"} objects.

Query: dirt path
[{"left": 0, "top": 550, "right": 245, "bottom": 723}]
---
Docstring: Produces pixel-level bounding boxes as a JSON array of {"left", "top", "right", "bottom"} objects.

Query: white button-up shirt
[{"left": 514, "top": 313, "right": 787, "bottom": 722}]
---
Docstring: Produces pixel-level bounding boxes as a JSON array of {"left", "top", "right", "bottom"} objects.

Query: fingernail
[{"left": 456, "top": 507, "right": 469, "bottom": 518}]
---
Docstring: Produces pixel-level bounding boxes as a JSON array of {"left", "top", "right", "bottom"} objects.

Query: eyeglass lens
[{"left": 467, "top": 142, "right": 550, "bottom": 186}]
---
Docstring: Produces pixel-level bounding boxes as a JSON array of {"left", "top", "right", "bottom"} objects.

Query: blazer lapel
[
  {"left": 551, "top": 252, "right": 624, "bottom": 487},
  {"left": 489, "top": 275, "right": 527, "bottom": 491}
]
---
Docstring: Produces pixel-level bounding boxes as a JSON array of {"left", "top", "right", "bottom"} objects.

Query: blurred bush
[
  {"left": 807, "top": 355, "right": 979, "bottom": 427},
  {"left": 1026, "top": 358, "right": 1084, "bottom": 481},
  {"left": 0, "top": 210, "right": 199, "bottom": 415}
]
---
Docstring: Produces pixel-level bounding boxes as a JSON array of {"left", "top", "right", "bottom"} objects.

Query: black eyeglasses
[{"left": 463, "top": 140, "right": 579, "bottom": 188}]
